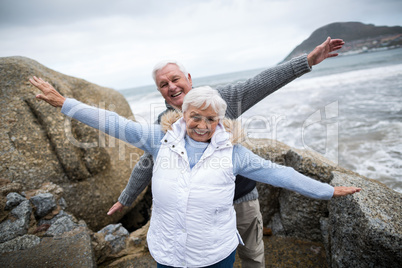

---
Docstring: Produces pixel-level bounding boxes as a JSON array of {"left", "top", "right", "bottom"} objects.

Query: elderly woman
[{"left": 29, "top": 76, "right": 360, "bottom": 268}]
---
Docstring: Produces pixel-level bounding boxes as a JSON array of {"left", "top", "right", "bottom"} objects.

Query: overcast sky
[{"left": 1, "top": 0, "right": 401, "bottom": 89}]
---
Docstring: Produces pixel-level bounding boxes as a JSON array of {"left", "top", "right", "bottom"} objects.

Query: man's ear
[{"left": 187, "top": 73, "right": 193, "bottom": 86}]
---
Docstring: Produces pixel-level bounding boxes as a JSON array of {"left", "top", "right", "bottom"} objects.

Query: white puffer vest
[{"left": 147, "top": 117, "right": 242, "bottom": 267}]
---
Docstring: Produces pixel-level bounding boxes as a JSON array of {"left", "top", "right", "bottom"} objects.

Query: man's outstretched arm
[
  {"left": 219, "top": 37, "right": 344, "bottom": 118},
  {"left": 218, "top": 54, "right": 309, "bottom": 118},
  {"left": 108, "top": 152, "right": 154, "bottom": 215},
  {"left": 107, "top": 109, "right": 174, "bottom": 215}
]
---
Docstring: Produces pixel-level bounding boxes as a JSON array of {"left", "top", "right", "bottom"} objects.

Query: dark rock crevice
[
  {"left": 119, "top": 185, "right": 152, "bottom": 232},
  {"left": 23, "top": 98, "right": 73, "bottom": 180}
]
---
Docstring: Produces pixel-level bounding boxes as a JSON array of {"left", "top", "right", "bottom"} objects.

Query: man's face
[{"left": 155, "top": 63, "right": 193, "bottom": 110}]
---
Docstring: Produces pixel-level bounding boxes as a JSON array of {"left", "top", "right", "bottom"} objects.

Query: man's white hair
[
  {"left": 182, "top": 86, "right": 227, "bottom": 118},
  {"left": 152, "top": 60, "right": 188, "bottom": 84}
]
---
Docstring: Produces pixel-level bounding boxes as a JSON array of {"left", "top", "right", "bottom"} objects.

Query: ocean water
[{"left": 119, "top": 48, "right": 402, "bottom": 193}]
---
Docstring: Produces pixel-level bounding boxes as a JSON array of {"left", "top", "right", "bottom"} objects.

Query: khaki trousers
[{"left": 235, "top": 199, "right": 265, "bottom": 268}]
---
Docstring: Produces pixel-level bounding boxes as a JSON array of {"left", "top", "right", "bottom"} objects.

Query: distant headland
[{"left": 281, "top": 21, "right": 402, "bottom": 63}]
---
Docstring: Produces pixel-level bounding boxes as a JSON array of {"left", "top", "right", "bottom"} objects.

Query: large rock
[
  {"left": 0, "top": 234, "right": 40, "bottom": 254},
  {"left": 0, "top": 56, "right": 145, "bottom": 230},
  {"left": 98, "top": 221, "right": 156, "bottom": 267},
  {"left": 0, "top": 221, "right": 96, "bottom": 267},
  {"left": 30, "top": 192, "right": 57, "bottom": 218},
  {"left": 327, "top": 171, "right": 402, "bottom": 267},
  {"left": 0, "top": 200, "right": 32, "bottom": 243},
  {"left": 5, "top": 192, "right": 26, "bottom": 210},
  {"left": 45, "top": 214, "right": 79, "bottom": 236},
  {"left": 250, "top": 138, "right": 338, "bottom": 241},
  {"left": 98, "top": 223, "right": 129, "bottom": 254},
  {"left": 248, "top": 138, "right": 401, "bottom": 267}
]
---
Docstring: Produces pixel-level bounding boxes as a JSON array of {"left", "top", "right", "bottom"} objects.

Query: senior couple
[{"left": 30, "top": 37, "right": 361, "bottom": 268}]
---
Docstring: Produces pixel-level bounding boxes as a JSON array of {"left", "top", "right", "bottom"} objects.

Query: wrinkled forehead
[
  {"left": 156, "top": 64, "right": 184, "bottom": 80},
  {"left": 186, "top": 104, "right": 218, "bottom": 117}
]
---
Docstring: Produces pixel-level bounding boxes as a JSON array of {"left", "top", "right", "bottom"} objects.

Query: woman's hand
[
  {"left": 29, "top": 76, "right": 66, "bottom": 107},
  {"left": 333, "top": 186, "right": 361, "bottom": 197},
  {"left": 107, "top": 201, "right": 124, "bottom": 215}
]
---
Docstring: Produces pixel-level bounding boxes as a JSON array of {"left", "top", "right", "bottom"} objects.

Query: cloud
[
  {"left": 1, "top": 0, "right": 401, "bottom": 89},
  {"left": 0, "top": 0, "right": 170, "bottom": 27}
]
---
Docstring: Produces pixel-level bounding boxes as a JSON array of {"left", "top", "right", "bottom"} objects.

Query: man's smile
[{"left": 171, "top": 92, "right": 182, "bottom": 97}]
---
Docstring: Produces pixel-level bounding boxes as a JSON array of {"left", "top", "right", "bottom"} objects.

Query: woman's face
[{"left": 183, "top": 104, "right": 219, "bottom": 142}]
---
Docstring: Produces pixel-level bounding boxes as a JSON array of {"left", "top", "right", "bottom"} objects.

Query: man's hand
[
  {"left": 29, "top": 76, "right": 66, "bottom": 107},
  {"left": 333, "top": 186, "right": 361, "bottom": 197},
  {"left": 307, "top": 37, "right": 345, "bottom": 67},
  {"left": 107, "top": 201, "right": 124, "bottom": 215}
]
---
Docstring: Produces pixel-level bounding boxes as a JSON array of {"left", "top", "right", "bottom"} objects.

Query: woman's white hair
[
  {"left": 182, "top": 86, "right": 227, "bottom": 118},
  {"left": 152, "top": 60, "right": 188, "bottom": 84}
]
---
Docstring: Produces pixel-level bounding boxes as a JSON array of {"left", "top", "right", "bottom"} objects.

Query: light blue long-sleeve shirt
[{"left": 62, "top": 98, "right": 334, "bottom": 200}]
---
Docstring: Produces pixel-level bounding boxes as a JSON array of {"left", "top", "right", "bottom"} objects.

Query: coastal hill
[{"left": 281, "top": 21, "right": 402, "bottom": 62}]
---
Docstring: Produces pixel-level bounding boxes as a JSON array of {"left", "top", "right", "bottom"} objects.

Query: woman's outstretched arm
[
  {"left": 29, "top": 76, "right": 163, "bottom": 155},
  {"left": 233, "top": 145, "right": 361, "bottom": 199}
]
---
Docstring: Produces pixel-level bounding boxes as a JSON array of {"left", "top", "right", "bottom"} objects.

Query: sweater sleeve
[
  {"left": 61, "top": 98, "right": 163, "bottom": 157},
  {"left": 118, "top": 151, "right": 154, "bottom": 206},
  {"left": 117, "top": 108, "right": 174, "bottom": 206},
  {"left": 217, "top": 54, "right": 311, "bottom": 119},
  {"left": 232, "top": 145, "right": 334, "bottom": 200}
]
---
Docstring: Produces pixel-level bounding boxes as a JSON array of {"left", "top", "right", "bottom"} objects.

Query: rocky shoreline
[{"left": 1, "top": 56, "right": 401, "bottom": 267}]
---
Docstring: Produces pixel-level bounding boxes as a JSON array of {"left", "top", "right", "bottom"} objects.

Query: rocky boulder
[
  {"left": 328, "top": 171, "right": 401, "bottom": 267},
  {"left": 0, "top": 223, "right": 96, "bottom": 267},
  {"left": 0, "top": 200, "right": 32, "bottom": 243},
  {"left": 249, "top": 138, "right": 338, "bottom": 241},
  {"left": 98, "top": 223, "right": 129, "bottom": 253},
  {"left": 247, "top": 138, "right": 401, "bottom": 267},
  {"left": 0, "top": 56, "right": 145, "bottom": 230},
  {"left": 0, "top": 181, "right": 96, "bottom": 267},
  {"left": 97, "top": 221, "right": 155, "bottom": 267}
]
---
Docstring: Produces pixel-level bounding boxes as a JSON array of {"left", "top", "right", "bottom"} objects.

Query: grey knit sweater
[{"left": 118, "top": 54, "right": 311, "bottom": 206}]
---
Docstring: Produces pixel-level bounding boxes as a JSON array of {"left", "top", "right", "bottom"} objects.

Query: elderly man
[{"left": 108, "top": 37, "right": 344, "bottom": 267}]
